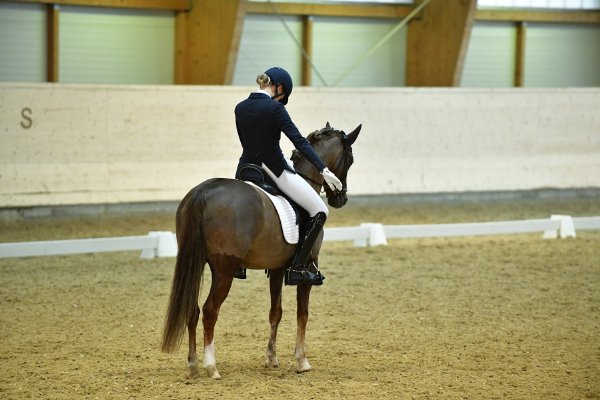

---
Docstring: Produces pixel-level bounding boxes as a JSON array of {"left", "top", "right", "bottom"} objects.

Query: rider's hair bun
[{"left": 256, "top": 73, "right": 271, "bottom": 88}]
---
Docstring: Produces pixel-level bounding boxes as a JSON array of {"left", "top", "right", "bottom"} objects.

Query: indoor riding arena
[{"left": 1, "top": 1, "right": 599, "bottom": 400}]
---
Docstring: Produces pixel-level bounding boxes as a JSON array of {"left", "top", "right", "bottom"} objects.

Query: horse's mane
[
  {"left": 291, "top": 123, "right": 340, "bottom": 162},
  {"left": 306, "top": 124, "right": 339, "bottom": 144}
]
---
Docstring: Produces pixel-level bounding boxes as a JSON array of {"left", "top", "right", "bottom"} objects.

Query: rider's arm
[{"left": 272, "top": 103, "right": 326, "bottom": 172}]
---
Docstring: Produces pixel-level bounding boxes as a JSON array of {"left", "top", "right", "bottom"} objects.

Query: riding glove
[{"left": 321, "top": 167, "right": 343, "bottom": 191}]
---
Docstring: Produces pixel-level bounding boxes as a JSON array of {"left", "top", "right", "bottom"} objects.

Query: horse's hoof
[
  {"left": 188, "top": 362, "right": 201, "bottom": 379},
  {"left": 265, "top": 357, "right": 280, "bottom": 368},
  {"left": 188, "top": 366, "right": 201, "bottom": 379},
  {"left": 206, "top": 366, "right": 221, "bottom": 379},
  {"left": 296, "top": 359, "right": 312, "bottom": 373}
]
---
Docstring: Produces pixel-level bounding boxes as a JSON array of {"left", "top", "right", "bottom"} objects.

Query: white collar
[{"left": 255, "top": 89, "right": 271, "bottom": 97}]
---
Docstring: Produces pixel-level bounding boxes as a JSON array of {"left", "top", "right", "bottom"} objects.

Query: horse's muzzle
[{"left": 327, "top": 192, "right": 348, "bottom": 208}]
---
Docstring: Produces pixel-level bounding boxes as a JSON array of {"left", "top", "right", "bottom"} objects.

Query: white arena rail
[
  {"left": 0, "top": 235, "right": 156, "bottom": 258},
  {"left": 0, "top": 216, "right": 598, "bottom": 259},
  {"left": 573, "top": 216, "right": 600, "bottom": 230},
  {"left": 0, "top": 231, "right": 177, "bottom": 259},
  {"left": 384, "top": 218, "right": 559, "bottom": 239}
]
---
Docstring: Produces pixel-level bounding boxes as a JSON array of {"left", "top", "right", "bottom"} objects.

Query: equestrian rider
[{"left": 234, "top": 67, "right": 342, "bottom": 286}]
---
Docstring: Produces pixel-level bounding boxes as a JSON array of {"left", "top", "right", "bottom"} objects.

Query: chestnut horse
[{"left": 160, "top": 123, "right": 361, "bottom": 379}]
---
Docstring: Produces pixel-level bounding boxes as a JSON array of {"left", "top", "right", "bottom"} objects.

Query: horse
[{"left": 160, "top": 122, "right": 362, "bottom": 379}]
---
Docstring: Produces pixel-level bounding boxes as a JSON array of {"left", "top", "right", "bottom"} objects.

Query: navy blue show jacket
[{"left": 234, "top": 92, "right": 326, "bottom": 177}]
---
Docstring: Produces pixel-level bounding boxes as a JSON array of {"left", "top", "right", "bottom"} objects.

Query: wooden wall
[
  {"left": 10, "top": 0, "right": 599, "bottom": 86},
  {"left": 1, "top": 83, "right": 599, "bottom": 208}
]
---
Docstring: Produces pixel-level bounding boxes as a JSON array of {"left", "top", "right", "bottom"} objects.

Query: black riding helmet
[{"left": 265, "top": 67, "right": 293, "bottom": 105}]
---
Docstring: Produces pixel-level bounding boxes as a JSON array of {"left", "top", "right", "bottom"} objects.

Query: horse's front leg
[
  {"left": 187, "top": 305, "right": 201, "bottom": 378},
  {"left": 295, "top": 283, "right": 313, "bottom": 373},
  {"left": 265, "top": 268, "right": 285, "bottom": 368}
]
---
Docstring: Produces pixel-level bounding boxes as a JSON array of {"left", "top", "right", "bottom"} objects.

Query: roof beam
[
  {"left": 246, "top": 2, "right": 600, "bottom": 24},
  {"left": 13, "top": 0, "right": 191, "bottom": 11},
  {"left": 476, "top": 8, "right": 600, "bottom": 24},
  {"left": 406, "top": 0, "right": 478, "bottom": 87},
  {"left": 175, "top": 0, "right": 245, "bottom": 84},
  {"left": 245, "top": 2, "right": 412, "bottom": 19}
]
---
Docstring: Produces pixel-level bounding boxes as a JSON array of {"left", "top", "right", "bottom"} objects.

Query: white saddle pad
[{"left": 246, "top": 182, "right": 299, "bottom": 244}]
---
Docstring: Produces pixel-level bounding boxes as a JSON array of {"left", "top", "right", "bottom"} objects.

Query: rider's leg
[
  {"left": 263, "top": 163, "right": 328, "bottom": 285},
  {"left": 286, "top": 211, "right": 327, "bottom": 285},
  {"left": 262, "top": 163, "right": 329, "bottom": 218}
]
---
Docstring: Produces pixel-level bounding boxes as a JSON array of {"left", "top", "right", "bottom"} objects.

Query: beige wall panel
[
  {"left": 1, "top": 83, "right": 599, "bottom": 208},
  {"left": 286, "top": 88, "right": 599, "bottom": 195},
  {"left": 0, "top": 84, "right": 243, "bottom": 207}
]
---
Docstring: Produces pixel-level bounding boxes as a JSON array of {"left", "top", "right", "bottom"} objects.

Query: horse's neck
[{"left": 296, "top": 164, "right": 322, "bottom": 193}]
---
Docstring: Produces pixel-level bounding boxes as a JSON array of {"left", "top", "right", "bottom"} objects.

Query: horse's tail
[{"left": 161, "top": 191, "right": 206, "bottom": 353}]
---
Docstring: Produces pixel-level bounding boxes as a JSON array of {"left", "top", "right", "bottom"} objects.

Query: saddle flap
[{"left": 245, "top": 182, "right": 300, "bottom": 244}]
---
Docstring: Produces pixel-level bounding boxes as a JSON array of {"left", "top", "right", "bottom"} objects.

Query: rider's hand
[{"left": 321, "top": 168, "right": 343, "bottom": 191}]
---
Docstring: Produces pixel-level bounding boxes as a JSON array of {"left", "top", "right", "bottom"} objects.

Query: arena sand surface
[{"left": 1, "top": 198, "right": 599, "bottom": 399}]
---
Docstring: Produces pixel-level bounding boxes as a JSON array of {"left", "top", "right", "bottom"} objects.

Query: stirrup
[
  {"left": 285, "top": 267, "right": 324, "bottom": 286},
  {"left": 233, "top": 267, "right": 247, "bottom": 280}
]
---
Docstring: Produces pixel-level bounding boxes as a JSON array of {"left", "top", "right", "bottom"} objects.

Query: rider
[{"left": 234, "top": 67, "right": 343, "bottom": 285}]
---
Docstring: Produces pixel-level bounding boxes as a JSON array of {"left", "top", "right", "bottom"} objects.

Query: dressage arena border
[{"left": 1, "top": 215, "right": 599, "bottom": 259}]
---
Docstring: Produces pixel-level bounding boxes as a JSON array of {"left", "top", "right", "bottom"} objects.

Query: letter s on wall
[{"left": 21, "top": 107, "right": 33, "bottom": 129}]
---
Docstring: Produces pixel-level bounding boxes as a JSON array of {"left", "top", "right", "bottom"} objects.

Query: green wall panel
[
  {"left": 232, "top": 14, "right": 303, "bottom": 86},
  {"left": 59, "top": 6, "right": 174, "bottom": 84},
  {"left": 525, "top": 23, "right": 600, "bottom": 87},
  {"left": 0, "top": 2, "right": 46, "bottom": 82},
  {"left": 312, "top": 16, "right": 406, "bottom": 87},
  {"left": 461, "top": 22, "right": 516, "bottom": 88}
]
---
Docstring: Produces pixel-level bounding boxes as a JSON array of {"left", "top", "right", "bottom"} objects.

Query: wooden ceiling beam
[
  {"left": 245, "top": 2, "right": 412, "bottom": 19},
  {"left": 13, "top": 0, "right": 191, "bottom": 11},
  {"left": 176, "top": 0, "right": 245, "bottom": 84},
  {"left": 246, "top": 2, "right": 600, "bottom": 24},
  {"left": 476, "top": 8, "right": 600, "bottom": 24},
  {"left": 406, "top": 0, "right": 478, "bottom": 87}
]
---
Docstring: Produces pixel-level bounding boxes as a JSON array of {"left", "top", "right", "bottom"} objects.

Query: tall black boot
[{"left": 286, "top": 212, "right": 327, "bottom": 286}]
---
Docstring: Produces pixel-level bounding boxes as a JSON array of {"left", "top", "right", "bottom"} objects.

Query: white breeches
[{"left": 262, "top": 161, "right": 328, "bottom": 217}]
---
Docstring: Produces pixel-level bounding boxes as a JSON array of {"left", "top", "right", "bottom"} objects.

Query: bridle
[{"left": 293, "top": 130, "right": 353, "bottom": 196}]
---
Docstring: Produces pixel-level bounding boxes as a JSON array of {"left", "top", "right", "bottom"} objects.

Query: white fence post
[
  {"left": 543, "top": 215, "right": 576, "bottom": 239},
  {"left": 139, "top": 231, "right": 178, "bottom": 259},
  {"left": 353, "top": 223, "right": 388, "bottom": 247}
]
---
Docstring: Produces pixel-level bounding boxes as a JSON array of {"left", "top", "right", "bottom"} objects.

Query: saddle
[
  {"left": 236, "top": 163, "right": 308, "bottom": 231},
  {"left": 236, "top": 163, "right": 280, "bottom": 196}
]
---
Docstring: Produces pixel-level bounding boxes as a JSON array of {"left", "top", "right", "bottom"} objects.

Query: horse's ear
[
  {"left": 347, "top": 124, "right": 362, "bottom": 145},
  {"left": 325, "top": 121, "right": 331, "bottom": 130}
]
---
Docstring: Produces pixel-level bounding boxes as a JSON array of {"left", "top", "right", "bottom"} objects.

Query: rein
[{"left": 296, "top": 170, "right": 323, "bottom": 189}]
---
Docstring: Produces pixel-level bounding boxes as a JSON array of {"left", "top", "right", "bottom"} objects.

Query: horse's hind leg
[
  {"left": 202, "top": 258, "right": 237, "bottom": 379},
  {"left": 265, "top": 268, "right": 285, "bottom": 368},
  {"left": 187, "top": 305, "right": 201, "bottom": 378},
  {"left": 295, "top": 284, "right": 313, "bottom": 373}
]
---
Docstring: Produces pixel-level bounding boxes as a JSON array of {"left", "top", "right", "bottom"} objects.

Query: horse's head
[{"left": 292, "top": 122, "right": 362, "bottom": 208}]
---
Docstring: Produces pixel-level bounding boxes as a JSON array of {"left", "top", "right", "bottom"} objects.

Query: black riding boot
[
  {"left": 233, "top": 267, "right": 247, "bottom": 279},
  {"left": 286, "top": 212, "right": 327, "bottom": 286}
]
